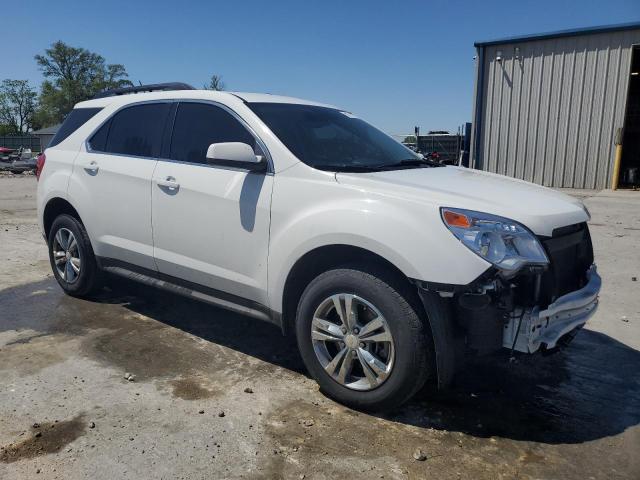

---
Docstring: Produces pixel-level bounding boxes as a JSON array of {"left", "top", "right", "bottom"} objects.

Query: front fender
[{"left": 267, "top": 169, "right": 490, "bottom": 313}]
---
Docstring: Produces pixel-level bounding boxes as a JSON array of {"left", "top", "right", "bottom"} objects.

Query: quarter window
[
  {"left": 170, "top": 103, "right": 257, "bottom": 164},
  {"left": 50, "top": 108, "right": 102, "bottom": 148},
  {"left": 90, "top": 103, "right": 171, "bottom": 157},
  {"left": 88, "top": 118, "right": 111, "bottom": 152}
]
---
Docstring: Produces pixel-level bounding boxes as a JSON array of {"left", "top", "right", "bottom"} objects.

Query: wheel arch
[
  {"left": 280, "top": 243, "right": 458, "bottom": 390},
  {"left": 281, "top": 244, "right": 422, "bottom": 332},
  {"left": 43, "top": 197, "right": 84, "bottom": 239}
]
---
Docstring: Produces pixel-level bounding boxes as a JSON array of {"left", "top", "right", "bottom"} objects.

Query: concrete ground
[{"left": 1, "top": 174, "right": 639, "bottom": 479}]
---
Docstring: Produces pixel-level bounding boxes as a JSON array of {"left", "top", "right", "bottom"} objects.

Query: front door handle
[
  {"left": 157, "top": 176, "right": 180, "bottom": 191},
  {"left": 83, "top": 160, "right": 99, "bottom": 174}
]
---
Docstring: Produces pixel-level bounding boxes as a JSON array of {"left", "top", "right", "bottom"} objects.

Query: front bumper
[{"left": 504, "top": 265, "right": 601, "bottom": 353}]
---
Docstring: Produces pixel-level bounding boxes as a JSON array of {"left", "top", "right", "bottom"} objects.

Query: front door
[{"left": 151, "top": 102, "right": 273, "bottom": 305}]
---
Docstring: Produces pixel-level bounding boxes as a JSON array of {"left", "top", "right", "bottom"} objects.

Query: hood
[{"left": 335, "top": 166, "right": 588, "bottom": 237}]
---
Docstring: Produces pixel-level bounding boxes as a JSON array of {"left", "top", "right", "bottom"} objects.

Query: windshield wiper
[
  {"left": 313, "top": 158, "right": 444, "bottom": 173},
  {"left": 313, "top": 164, "right": 383, "bottom": 172},
  {"left": 380, "top": 158, "right": 444, "bottom": 169}
]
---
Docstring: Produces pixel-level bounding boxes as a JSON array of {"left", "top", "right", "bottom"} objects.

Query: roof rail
[{"left": 92, "top": 82, "right": 195, "bottom": 99}]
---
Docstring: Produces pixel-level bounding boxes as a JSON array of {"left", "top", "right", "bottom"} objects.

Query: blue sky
[{"left": 2, "top": 0, "right": 639, "bottom": 134}]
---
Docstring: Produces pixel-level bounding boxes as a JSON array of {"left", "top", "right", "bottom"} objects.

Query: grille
[{"left": 538, "top": 222, "right": 594, "bottom": 305}]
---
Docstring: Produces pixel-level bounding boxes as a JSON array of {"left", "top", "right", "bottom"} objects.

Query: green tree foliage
[
  {"left": 0, "top": 79, "right": 37, "bottom": 134},
  {"left": 204, "top": 74, "right": 225, "bottom": 91},
  {"left": 34, "top": 41, "right": 132, "bottom": 126}
]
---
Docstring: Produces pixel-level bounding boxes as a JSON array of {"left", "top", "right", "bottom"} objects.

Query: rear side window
[
  {"left": 91, "top": 103, "right": 171, "bottom": 157},
  {"left": 170, "top": 103, "right": 256, "bottom": 164},
  {"left": 88, "top": 118, "right": 111, "bottom": 151},
  {"left": 49, "top": 108, "right": 102, "bottom": 148}
]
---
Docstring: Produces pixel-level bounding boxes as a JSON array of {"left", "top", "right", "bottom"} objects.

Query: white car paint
[
  {"left": 37, "top": 89, "right": 590, "bottom": 319},
  {"left": 151, "top": 159, "right": 273, "bottom": 304},
  {"left": 68, "top": 148, "right": 159, "bottom": 271},
  {"left": 265, "top": 161, "right": 494, "bottom": 312},
  {"left": 335, "top": 166, "right": 588, "bottom": 237},
  {"left": 36, "top": 147, "right": 77, "bottom": 232}
]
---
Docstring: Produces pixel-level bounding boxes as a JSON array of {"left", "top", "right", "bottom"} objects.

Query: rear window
[
  {"left": 90, "top": 103, "right": 171, "bottom": 157},
  {"left": 49, "top": 108, "right": 102, "bottom": 148}
]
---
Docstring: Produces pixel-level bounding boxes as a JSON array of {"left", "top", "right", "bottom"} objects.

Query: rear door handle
[
  {"left": 83, "top": 160, "right": 99, "bottom": 174},
  {"left": 157, "top": 176, "right": 180, "bottom": 191}
]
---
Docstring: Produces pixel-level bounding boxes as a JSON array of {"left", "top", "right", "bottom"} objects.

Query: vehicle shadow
[
  {"left": 386, "top": 330, "right": 640, "bottom": 444},
  {"left": 2, "top": 277, "right": 639, "bottom": 445},
  {"left": 117, "top": 280, "right": 307, "bottom": 376}
]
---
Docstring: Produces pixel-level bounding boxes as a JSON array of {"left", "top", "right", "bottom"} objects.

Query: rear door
[
  {"left": 68, "top": 102, "right": 172, "bottom": 270},
  {"left": 151, "top": 101, "right": 273, "bottom": 304}
]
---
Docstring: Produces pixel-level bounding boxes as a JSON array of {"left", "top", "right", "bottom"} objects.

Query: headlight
[{"left": 441, "top": 207, "right": 548, "bottom": 274}]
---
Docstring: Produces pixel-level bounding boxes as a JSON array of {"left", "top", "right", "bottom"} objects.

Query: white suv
[{"left": 36, "top": 83, "right": 600, "bottom": 410}]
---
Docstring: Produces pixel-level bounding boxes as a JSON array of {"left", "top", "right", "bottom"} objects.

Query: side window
[
  {"left": 170, "top": 103, "right": 257, "bottom": 164},
  {"left": 88, "top": 118, "right": 111, "bottom": 151},
  {"left": 98, "top": 103, "right": 171, "bottom": 157}
]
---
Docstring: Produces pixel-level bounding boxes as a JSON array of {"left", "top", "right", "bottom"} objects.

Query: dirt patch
[
  {"left": 0, "top": 333, "right": 68, "bottom": 376},
  {"left": 257, "top": 398, "right": 574, "bottom": 480},
  {"left": 4, "top": 333, "right": 51, "bottom": 346},
  {"left": 519, "top": 450, "right": 545, "bottom": 465},
  {"left": 169, "top": 377, "right": 219, "bottom": 400},
  {"left": 0, "top": 415, "right": 85, "bottom": 463},
  {"left": 258, "top": 399, "right": 452, "bottom": 479}
]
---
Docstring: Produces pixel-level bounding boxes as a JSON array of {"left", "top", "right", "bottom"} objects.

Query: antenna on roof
[{"left": 92, "top": 82, "right": 195, "bottom": 99}]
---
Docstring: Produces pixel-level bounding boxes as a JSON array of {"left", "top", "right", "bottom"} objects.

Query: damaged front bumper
[{"left": 504, "top": 265, "right": 601, "bottom": 353}]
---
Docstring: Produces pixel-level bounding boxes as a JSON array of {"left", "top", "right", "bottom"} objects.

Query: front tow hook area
[{"left": 504, "top": 265, "right": 601, "bottom": 354}]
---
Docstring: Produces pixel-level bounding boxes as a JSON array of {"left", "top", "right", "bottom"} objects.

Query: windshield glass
[{"left": 248, "top": 103, "right": 435, "bottom": 172}]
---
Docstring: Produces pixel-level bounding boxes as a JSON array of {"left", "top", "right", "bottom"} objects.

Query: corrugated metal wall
[{"left": 474, "top": 28, "right": 640, "bottom": 189}]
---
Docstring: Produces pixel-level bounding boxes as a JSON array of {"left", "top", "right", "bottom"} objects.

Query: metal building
[{"left": 470, "top": 22, "right": 640, "bottom": 189}]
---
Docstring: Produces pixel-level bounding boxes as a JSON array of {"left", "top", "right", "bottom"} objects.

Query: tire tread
[
  {"left": 296, "top": 264, "right": 433, "bottom": 411},
  {"left": 48, "top": 214, "right": 102, "bottom": 297}
]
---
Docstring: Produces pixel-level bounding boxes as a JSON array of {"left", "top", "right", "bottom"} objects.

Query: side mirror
[{"left": 206, "top": 142, "right": 266, "bottom": 171}]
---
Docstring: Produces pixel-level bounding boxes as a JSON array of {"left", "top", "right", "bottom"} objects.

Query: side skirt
[{"left": 98, "top": 257, "right": 281, "bottom": 328}]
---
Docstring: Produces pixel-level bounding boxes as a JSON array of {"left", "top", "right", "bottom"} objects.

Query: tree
[
  {"left": 204, "top": 74, "right": 225, "bottom": 91},
  {"left": 0, "top": 79, "right": 37, "bottom": 134},
  {"left": 0, "top": 124, "right": 16, "bottom": 135},
  {"left": 34, "top": 41, "right": 132, "bottom": 125}
]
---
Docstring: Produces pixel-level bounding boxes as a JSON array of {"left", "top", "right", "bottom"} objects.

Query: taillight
[{"left": 36, "top": 153, "right": 46, "bottom": 180}]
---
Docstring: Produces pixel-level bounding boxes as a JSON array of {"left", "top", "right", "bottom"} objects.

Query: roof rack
[{"left": 92, "top": 82, "right": 195, "bottom": 99}]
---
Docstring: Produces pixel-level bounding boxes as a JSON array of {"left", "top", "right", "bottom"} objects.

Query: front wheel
[{"left": 295, "top": 267, "right": 433, "bottom": 411}]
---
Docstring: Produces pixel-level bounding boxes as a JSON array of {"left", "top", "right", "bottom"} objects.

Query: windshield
[{"left": 248, "top": 103, "right": 439, "bottom": 172}]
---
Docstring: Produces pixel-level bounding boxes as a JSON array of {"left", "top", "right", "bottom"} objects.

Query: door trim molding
[{"left": 98, "top": 257, "right": 281, "bottom": 328}]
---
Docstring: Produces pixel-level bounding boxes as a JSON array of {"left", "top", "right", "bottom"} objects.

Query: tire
[
  {"left": 48, "top": 214, "right": 102, "bottom": 297},
  {"left": 295, "top": 266, "right": 433, "bottom": 411}
]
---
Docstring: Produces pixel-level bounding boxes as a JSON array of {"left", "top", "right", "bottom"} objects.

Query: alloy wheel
[
  {"left": 52, "top": 227, "right": 81, "bottom": 284},
  {"left": 311, "top": 293, "right": 395, "bottom": 391}
]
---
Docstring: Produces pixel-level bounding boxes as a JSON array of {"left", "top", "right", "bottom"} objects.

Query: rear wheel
[
  {"left": 296, "top": 266, "right": 432, "bottom": 411},
  {"left": 48, "top": 214, "right": 102, "bottom": 297}
]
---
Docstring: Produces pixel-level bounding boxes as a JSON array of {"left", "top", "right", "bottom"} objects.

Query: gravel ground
[{"left": 1, "top": 175, "right": 639, "bottom": 479}]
